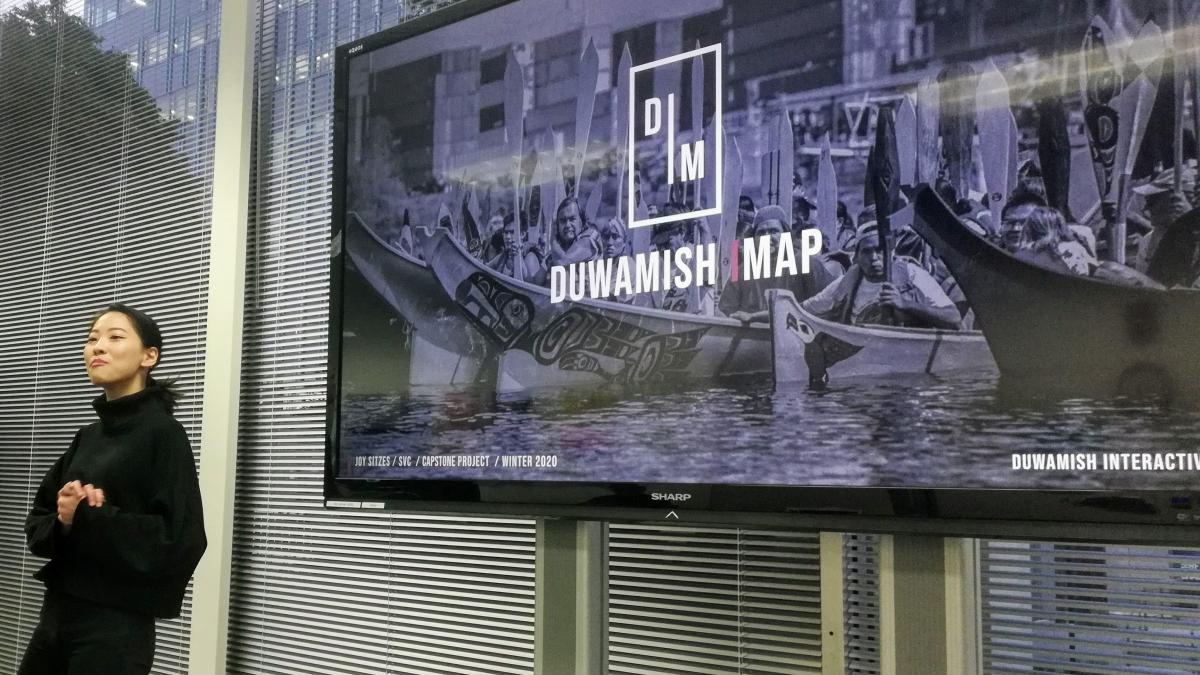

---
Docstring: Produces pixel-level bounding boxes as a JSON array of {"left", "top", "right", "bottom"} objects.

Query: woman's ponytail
[{"left": 146, "top": 375, "right": 182, "bottom": 413}]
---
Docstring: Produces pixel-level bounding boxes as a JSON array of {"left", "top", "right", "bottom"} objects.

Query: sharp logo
[
  {"left": 627, "top": 43, "right": 722, "bottom": 230},
  {"left": 652, "top": 493, "right": 693, "bottom": 502}
]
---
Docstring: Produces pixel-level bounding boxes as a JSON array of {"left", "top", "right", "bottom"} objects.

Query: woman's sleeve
[
  {"left": 70, "top": 422, "right": 207, "bottom": 579},
  {"left": 24, "top": 435, "right": 78, "bottom": 558}
]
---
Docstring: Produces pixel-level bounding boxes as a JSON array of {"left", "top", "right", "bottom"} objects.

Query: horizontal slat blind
[
  {"left": 981, "top": 540, "right": 1200, "bottom": 673},
  {"left": 227, "top": 511, "right": 535, "bottom": 674},
  {"left": 226, "top": 0, "right": 536, "bottom": 672},
  {"left": 607, "top": 524, "right": 823, "bottom": 674},
  {"left": 0, "top": 0, "right": 216, "bottom": 671},
  {"left": 842, "top": 533, "right": 880, "bottom": 675}
]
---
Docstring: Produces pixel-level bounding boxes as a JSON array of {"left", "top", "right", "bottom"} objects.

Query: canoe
[
  {"left": 910, "top": 186, "right": 1200, "bottom": 396},
  {"left": 424, "top": 231, "right": 772, "bottom": 393},
  {"left": 769, "top": 289, "right": 995, "bottom": 386},
  {"left": 344, "top": 213, "right": 494, "bottom": 386}
]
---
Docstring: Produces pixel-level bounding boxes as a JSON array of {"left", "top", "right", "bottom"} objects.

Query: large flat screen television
[{"left": 327, "top": 0, "right": 1200, "bottom": 542}]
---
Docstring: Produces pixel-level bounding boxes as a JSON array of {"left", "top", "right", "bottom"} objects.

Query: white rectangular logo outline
[{"left": 627, "top": 43, "right": 722, "bottom": 229}]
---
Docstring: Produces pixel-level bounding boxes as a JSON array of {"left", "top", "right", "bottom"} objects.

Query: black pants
[{"left": 18, "top": 592, "right": 155, "bottom": 675}]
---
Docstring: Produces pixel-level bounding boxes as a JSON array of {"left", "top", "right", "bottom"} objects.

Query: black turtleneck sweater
[{"left": 24, "top": 386, "right": 207, "bottom": 619}]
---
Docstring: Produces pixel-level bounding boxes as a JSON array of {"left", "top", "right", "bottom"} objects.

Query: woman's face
[{"left": 84, "top": 312, "right": 157, "bottom": 392}]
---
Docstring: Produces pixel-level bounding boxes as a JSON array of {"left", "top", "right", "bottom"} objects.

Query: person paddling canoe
[
  {"left": 802, "top": 217, "right": 961, "bottom": 330},
  {"left": 721, "top": 205, "right": 834, "bottom": 324}
]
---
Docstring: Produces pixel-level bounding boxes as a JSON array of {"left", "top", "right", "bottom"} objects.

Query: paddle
[
  {"left": 481, "top": 185, "right": 493, "bottom": 230},
  {"left": 1080, "top": 16, "right": 1124, "bottom": 258},
  {"left": 916, "top": 77, "right": 941, "bottom": 186},
  {"left": 779, "top": 112, "right": 795, "bottom": 226},
  {"left": 630, "top": 168, "right": 651, "bottom": 256},
  {"left": 573, "top": 38, "right": 599, "bottom": 196},
  {"left": 1190, "top": 3, "right": 1200, "bottom": 204},
  {"left": 761, "top": 111, "right": 795, "bottom": 226},
  {"left": 695, "top": 120, "right": 719, "bottom": 254},
  {"left": 1006, "top": 111, "right": 1019, "bottom": 201},
  {"left": 871, "top": 106, "right": 901, "bottom": 325},
  {"left": 526, "top": 185, "right": 541, "bottom": 251},
  {"left": 863, "top": 145, "right": 876, "bottom": 210},
  {"left": 718, "top": 134, "right": 743, "bottom": 291},
  {"left": 895, "top": 96, "right": 917, "bottom": 188},
  {"left": 1170, "top": 2, "right": 1184, "bottom": 192},
  {"left": 1112, "top": 20, "right": 1165, "bottom": 264},
  {"left": 976, "top": 59, "right": 1016, "bottom": 226},
  {"left": 690, "top": 42, "right": 705, "bottom": 209},
  {"left": 816, "top": 132, "right": 838, "bottom": 246},
  {"left": 613, "top": 43, "right": 632, "bottom": 225},
  {"left": 552, "top": 137, "right": 568, "bottom": 255},
  {"left": 584, "top": 184, "right": 602, "bottom": 225},
  {"left": 462, "top": 188, "right": 483, "bottom": 257},
  {"left": 1132, "top": 33, "right": 1177, "bottom": 179},
  {"left": 1037, "top": 93, "right": 1073, "bottom": 220},
  {"left": 536, "top": 131, "right": 557, "bottom": 249},
  {"left": 937, "top": 63, "right": 978, "bottom": 202},
  {"left": 505, "top": 48, "right": 524, "bottom": 242}
]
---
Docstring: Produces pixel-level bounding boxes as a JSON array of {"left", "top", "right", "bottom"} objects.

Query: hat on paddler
[
  {"left": 851, "top": 220, "right": 882, "bottom": 251},
  {"left": 1133, "top": 165, "right": 1197, "bottom": 196},
  {"left": 752, "top": 204, "right": 789, "bottom": 232},
  {"left": 651, "top": 203, "right": 690, "bottom": 247},
  {"left": 599, "top": 215, "right": 627, "bottom": 238}
]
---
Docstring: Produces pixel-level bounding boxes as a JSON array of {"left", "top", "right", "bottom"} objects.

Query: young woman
[{"left": 19, "top": 304, "right": 206, "bottom": 675}]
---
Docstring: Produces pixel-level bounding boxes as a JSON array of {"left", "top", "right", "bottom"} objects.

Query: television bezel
[{"left": 325, "top": 0, "right": 1200, "bottom": 544}]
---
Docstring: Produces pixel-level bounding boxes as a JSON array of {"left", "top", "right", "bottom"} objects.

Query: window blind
[
  {"left": 224, "top": 0, "right": 537, "bottom": 672},
  {"left": 607, "top": 523, "right": 824, "bottom": 675},
  {"left": 980, "top": 539, "right": 1200, "bottom": 673},
  {"left": 0, "top": 0, "right": 218, "bottom": 671}
]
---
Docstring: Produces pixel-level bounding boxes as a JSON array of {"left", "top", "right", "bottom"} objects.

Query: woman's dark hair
[{"left": 89, "top": 303, "right": 181, "bottom": 412}]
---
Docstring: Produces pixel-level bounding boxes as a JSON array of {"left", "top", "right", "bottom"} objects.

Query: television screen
[{"left": 328, "top": 0, "right": 1200, "bottom": 539}]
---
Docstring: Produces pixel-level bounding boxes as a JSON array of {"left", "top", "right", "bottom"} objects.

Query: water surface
[{"left": 340, "top": 374, "right": 1200, "bottom": 489}]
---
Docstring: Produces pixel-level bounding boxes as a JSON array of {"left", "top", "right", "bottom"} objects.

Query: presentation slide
[{"left": 334, "top": 0, "right": 1200, "bottom": 491}]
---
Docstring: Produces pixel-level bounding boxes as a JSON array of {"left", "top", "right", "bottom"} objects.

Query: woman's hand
[
  {"left": 56, "top": 480, "right": 106, "bottom": 528},
  {"left": 83, "top": 484, "right": 106, "bottom": 508},
  {"left": 57, "top": 481, "right": 85, "bottom": 526}
]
